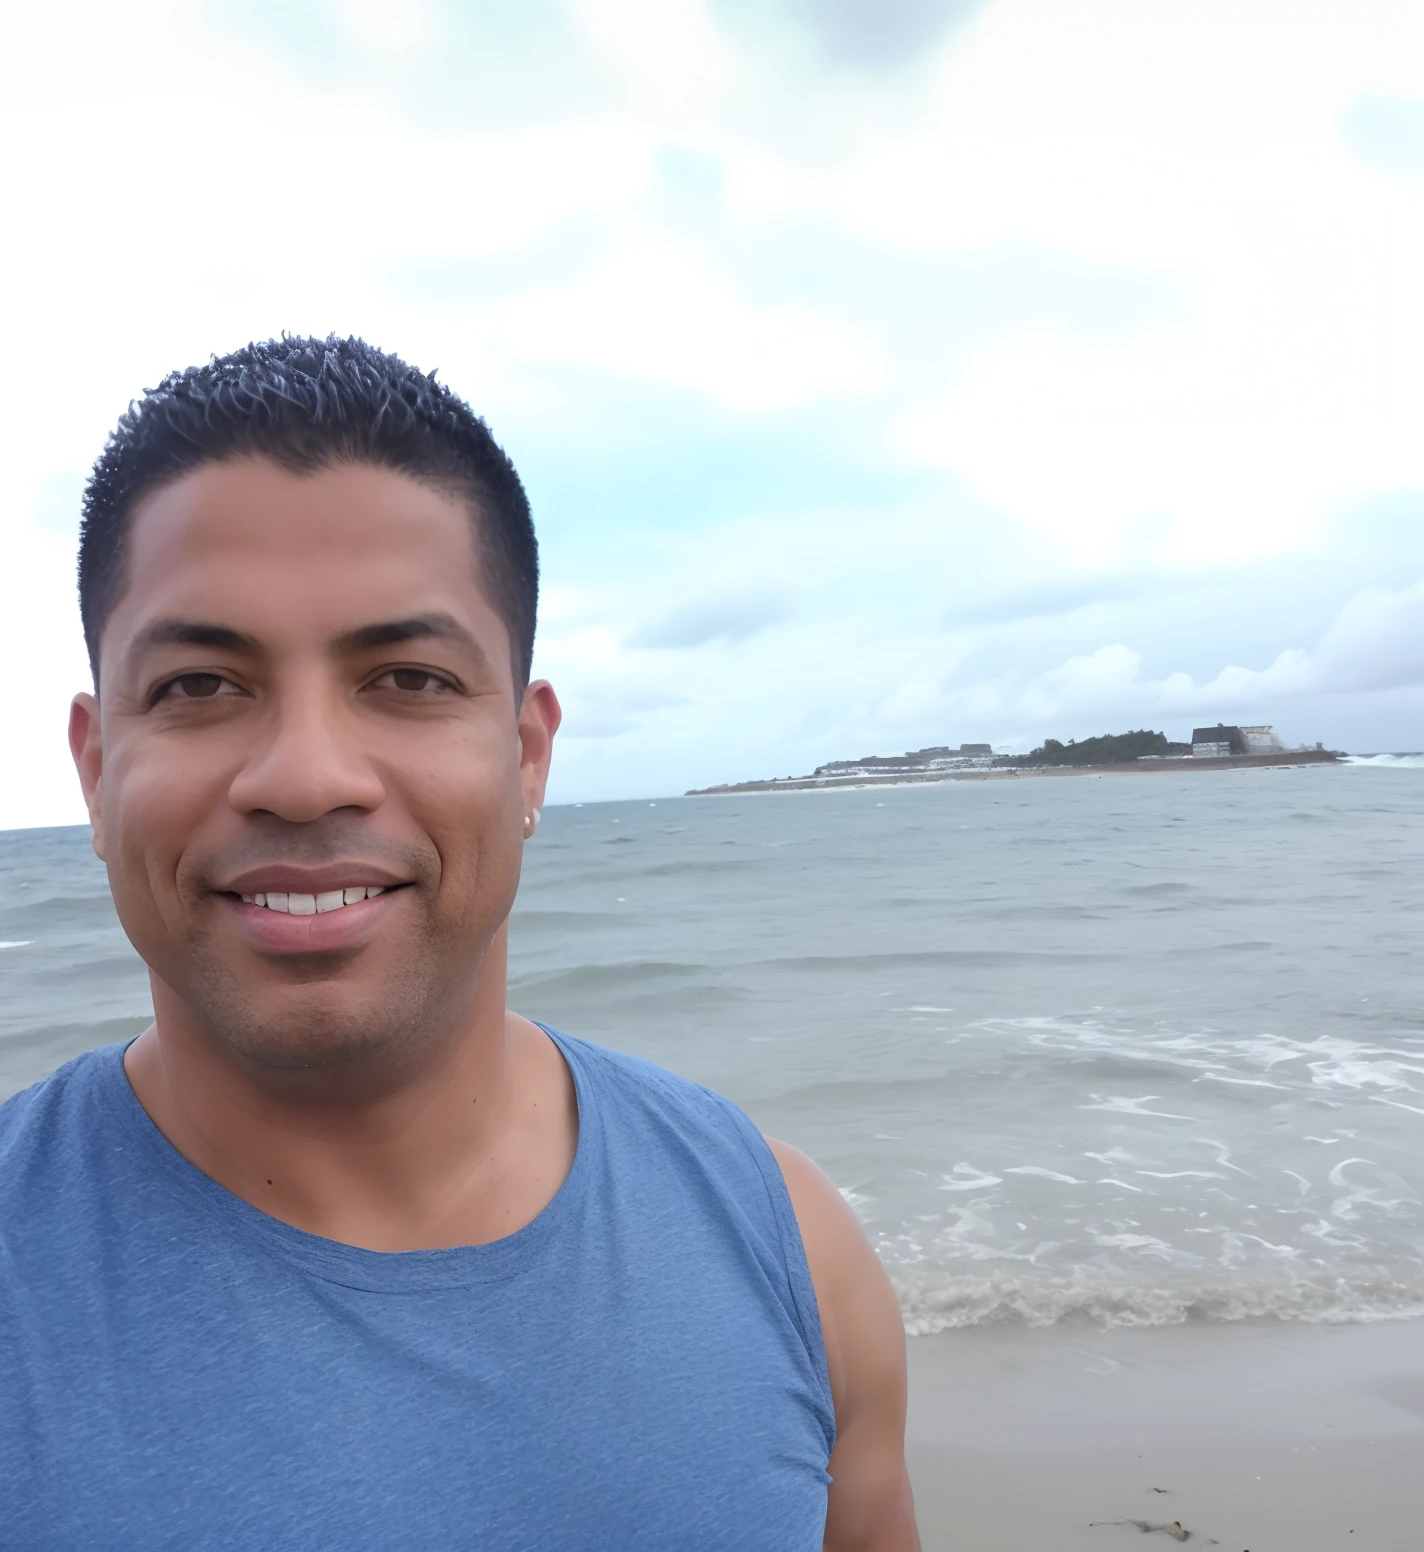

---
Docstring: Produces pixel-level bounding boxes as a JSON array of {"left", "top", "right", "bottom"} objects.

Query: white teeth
[{"left": 241, "top": 887, "right": 392, "bottom": 913}]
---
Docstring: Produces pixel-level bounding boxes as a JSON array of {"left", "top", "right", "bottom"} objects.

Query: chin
[
  {"left": 224, "top": 1020, "right": 400, "bottom": 1073},
  {"left": 204, "top": 984, "right": 436, "bottom": 1076}
]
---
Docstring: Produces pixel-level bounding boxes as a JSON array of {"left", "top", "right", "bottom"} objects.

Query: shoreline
[
  {"left": 687, "top": 749, "right": 1341, "bottom": 797},
  {"left": 906, "top": 1315, "right": 1424, "bottom": 1549}
]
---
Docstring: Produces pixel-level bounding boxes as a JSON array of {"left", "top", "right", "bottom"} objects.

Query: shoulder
[
  {"left": 762, "top": 1140, "right": 904, "bottom": 1417},
  {"left": 765, "top": 1139, "right": 919, "bottom": 1548},
  {"left": 0, "top": 1045, "right": 124, "bottom": 1206},
  {"left": 548, "top": 1028, "right": 802, "bottom": 1212},
  {"left": 545, "top": 1028, "right": 833, "bottom": 1378},
  {"left": 545, "top": 1027, "right": 765, "bottom": 1153},
  {"left": 0, "top": 1045, "right": 108, "bottom": 1147}
]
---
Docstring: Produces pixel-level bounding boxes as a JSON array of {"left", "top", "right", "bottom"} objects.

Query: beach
[{"left": 906, "top": 1318, "right": 1424, "bottom": 1549}]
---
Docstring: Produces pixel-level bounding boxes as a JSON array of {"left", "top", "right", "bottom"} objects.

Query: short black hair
[{"left": 78, "top": 334, "right": 538, "bottom": 687}]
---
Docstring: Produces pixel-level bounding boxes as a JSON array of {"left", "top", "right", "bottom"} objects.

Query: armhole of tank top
[{"left": 721, "top": 1099, "right": 836, "bottom": 1441}]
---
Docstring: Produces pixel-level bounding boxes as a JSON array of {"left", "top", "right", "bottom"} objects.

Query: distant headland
[{"left": 686, "top": 724, "right": 1341, "bottom": 796}]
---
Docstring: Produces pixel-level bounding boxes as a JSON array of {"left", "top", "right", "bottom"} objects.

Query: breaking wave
[
  {"left": 1342, "top": 753, "right": 1424, "bottom": 768},
  {"left": 891, "top": 1261, "right": 1424, "bottom": 1334}
]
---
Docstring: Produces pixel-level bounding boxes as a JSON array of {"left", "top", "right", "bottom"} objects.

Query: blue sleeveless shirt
[{"left": 0, "top": 1029, "right": 834, "bottom": 1549}]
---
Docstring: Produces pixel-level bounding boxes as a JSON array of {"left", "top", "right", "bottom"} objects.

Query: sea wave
[
  {"left": 891, "top": 1261, "right": 1424, "bottom": 1333},
  {"left": 1343, "top": 753, "right": 1424, "bottom": 768}
]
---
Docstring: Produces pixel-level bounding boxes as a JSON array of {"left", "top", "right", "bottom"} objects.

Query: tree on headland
[{"left": 1004, "top": 730, "right": 1191, "bottom": 767}]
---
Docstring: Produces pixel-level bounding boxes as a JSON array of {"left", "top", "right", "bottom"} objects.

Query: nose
[{"left": 227, "top": 680, "right": 386, "bottom": 823}]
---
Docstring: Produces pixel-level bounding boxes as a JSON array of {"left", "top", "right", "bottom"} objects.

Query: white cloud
[
  {"left": 936, "top": 575, "right": 1424, "bottom": 737},
  {"left": 1218, "top": 577, "right": 1424, "bottom": 700},
  {"left": 488, "top": 240, "right": 885, "bottom": 411},
  {"left": 317, "top": 0, "right": 443, "bottom": 54}
]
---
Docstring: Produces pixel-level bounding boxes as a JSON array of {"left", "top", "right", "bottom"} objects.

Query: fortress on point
[{"left": 686, "top": 723, "right": 1336, "bottom": 796}]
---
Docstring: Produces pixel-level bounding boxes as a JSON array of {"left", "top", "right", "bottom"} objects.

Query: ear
[
  {"left": 517, "top": 680, "right": 562, "bottom": 823},
  {"left": 69, "top": 693, "right": 107, "bottom": 861}
]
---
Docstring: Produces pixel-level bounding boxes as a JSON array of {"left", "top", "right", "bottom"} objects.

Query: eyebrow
[
  {"left": 126, "top": 612, "right": 490, "bottom": 669},
  {"left": 331, "top": 613, "right": 489, "bottom": 663},
  {"left": 126, "top": 619, "right": 262, "bottom": 666}
]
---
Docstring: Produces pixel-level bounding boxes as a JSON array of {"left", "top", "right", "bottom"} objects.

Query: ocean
[{"left": 4, "top": 760, "right": 1422, "bottom": 1333}]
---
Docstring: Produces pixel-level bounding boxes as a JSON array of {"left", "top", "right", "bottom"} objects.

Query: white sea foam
[
  {"left": 0, "top": 941, "right": 32, "bottom": 950},
  {"left": 1373, "top": 1095, "right": 1424, "bottom": 1116},
  {"left": 1135, "top": 1169, "right": 1225, "bottom": 1180},
  {"left": 938, "top": 1163, "right": 1004, "bottom": 1192},
  {"left": 1343, "top": 753, "right": 1424, "bottom": 768},
  {"left": 892, "top": 1262, "right": 1424, "bottom": 1333},
  {"left": 1081, "top": 1094, "right": 1196, "bottom": 1120}
]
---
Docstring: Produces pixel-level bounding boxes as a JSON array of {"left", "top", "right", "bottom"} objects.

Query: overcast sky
[{"left": 3, "top": 0, "right": 1423, "bottom": 828}]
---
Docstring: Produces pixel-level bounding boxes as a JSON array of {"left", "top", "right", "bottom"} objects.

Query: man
[{"left": 0, "top": 337, "right": 918, "bottom": 1549}]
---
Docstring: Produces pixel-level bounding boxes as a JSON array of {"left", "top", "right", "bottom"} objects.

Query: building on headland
[
  {"left": 686, "top": 722, "right": 1337, "bottom": 795},
  {"left": 1241, "top": 725, "right": 1285, "bottom": 754},
  {"left": 1192, "top": 725, "right": 1240, "bottom": 756},
  {"left": 811, "top": 743, "right": 995, "bottom": 779},
  {"left": 1191, "top": 724, "right": 1284, "bottom": 758}
]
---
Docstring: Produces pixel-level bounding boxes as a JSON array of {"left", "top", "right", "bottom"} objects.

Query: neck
[{"left": 123, "top": 931, "right": 578, "bottom": 1251}]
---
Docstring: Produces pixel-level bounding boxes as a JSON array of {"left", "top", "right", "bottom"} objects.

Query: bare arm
[{"left": 767, "top": 1139, "right": 921, "bottom": 1552}]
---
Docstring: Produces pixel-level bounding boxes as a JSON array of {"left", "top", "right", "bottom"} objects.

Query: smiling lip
[
  {"left": 238, "top": 884, "right": 390, "bottom": 915},
  {"left": 221, "top": 864, "right": 411, "bottom": 896},
  {"left": 224, "top": 886, "right": 405, "bottom": 955}
]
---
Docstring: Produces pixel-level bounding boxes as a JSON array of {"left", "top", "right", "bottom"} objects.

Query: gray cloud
[
  {"left": 629, "top": 591, "right": 792, "bottom": 650},
  {"left": 558, "top": 715, "right": 640, "bottom": 740},
  {"left": 559, "top": 688, "right": 691, "bottom": 741},
  {"left": 711, "top": 0, "right": 986, "bottom": 71},
  {"left": 942, "top": 573, "right": 1168, "bottom": 630}
]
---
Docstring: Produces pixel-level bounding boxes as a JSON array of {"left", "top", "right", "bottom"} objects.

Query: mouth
[
  {"left": 221, "top": 881, "right": 413, "bottom": 955},
  {"left": 234, "top": 885, "right": 396, "bottom": 916}
]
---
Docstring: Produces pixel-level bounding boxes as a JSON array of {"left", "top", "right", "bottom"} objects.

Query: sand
[{"left": 905, "top": 1317, "right": 1424, "bottom": 1550}]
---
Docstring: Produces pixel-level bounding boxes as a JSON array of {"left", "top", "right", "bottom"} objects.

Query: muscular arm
[{"left": 767, "top": 1139, "right": 921, "bottom": 1552}]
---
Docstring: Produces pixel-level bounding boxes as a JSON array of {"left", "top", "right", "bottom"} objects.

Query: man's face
[{"left": 70, "top": 458, "right": 558, "bottom": 1076}]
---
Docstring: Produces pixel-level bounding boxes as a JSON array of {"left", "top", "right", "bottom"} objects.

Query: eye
[
  {"left": 370, "top": 668, "right": 458, "bottom": 695},
  {"left": 155, "top": 673, "right": 238, "bottom": 702}
]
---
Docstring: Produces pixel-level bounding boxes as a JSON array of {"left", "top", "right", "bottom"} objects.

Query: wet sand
[{"left": 905, "top": 1318, "right": 1424, "bottom": 1549}]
